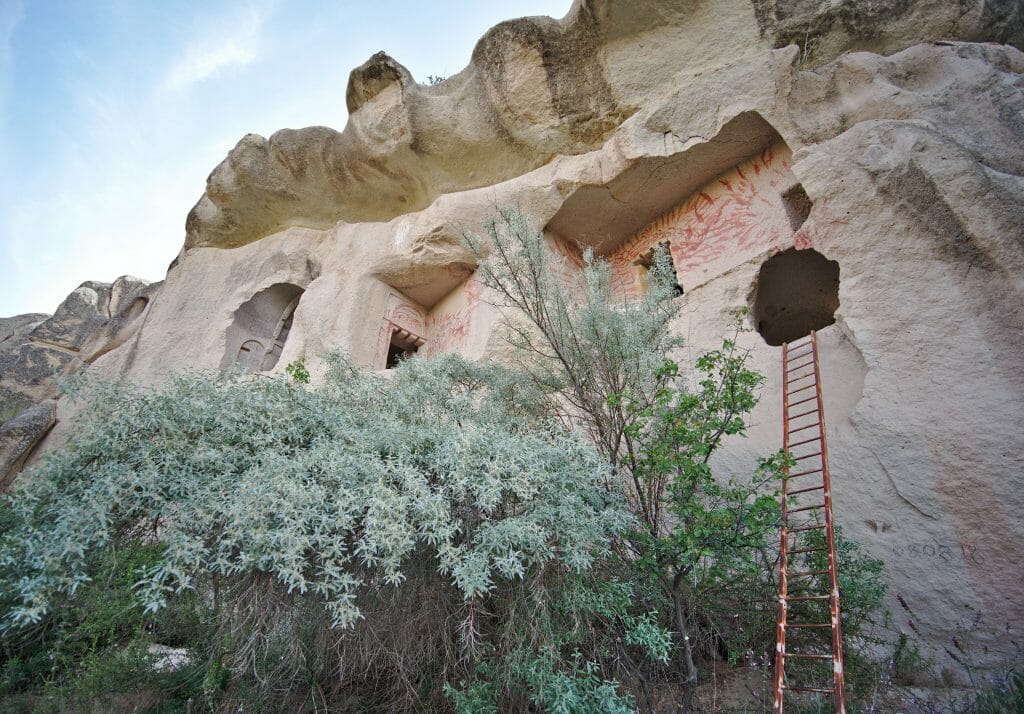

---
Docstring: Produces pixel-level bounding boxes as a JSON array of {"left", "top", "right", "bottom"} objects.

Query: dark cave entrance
[{"left": 752, "top": 248, "right": 840, "bottom": 346}]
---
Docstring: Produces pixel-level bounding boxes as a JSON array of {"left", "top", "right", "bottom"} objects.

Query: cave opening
[
  {"left": 752, "top": 248, "right": 840, "bottom": 346},
  {"left": 223, "top": 283, "right": 304, "bottom": 372},
  {"left": 385, "top": 327, "right": 425, "bottom": 368},
  {"left": 634, "top": 242, "right": 684, "bottom": 295},
  {"left": 781, "top": 183, "right": 813, "bottom": 231}
]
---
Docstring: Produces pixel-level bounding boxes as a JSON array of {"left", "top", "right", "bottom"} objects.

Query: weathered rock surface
[
  {"left": 183, "top": 0, "right": 1022, "bottom": 252},
  {"left": 752, "top": 0, "right": 1024, "bottom": 66},
  {"left": 5, "top": 0, "right": 1024, "bottom": 685},
  {"left": 0, "top": 313, "right": 49, "bottom": 346},
  {"left": 0, "top": 276, "right": 155, "bottom": 419},
  {"left": 0, "top": 314, "right": 50, "bottom": 422},
  {"left": 0, "top": 399, "right": 56, "bottom": 489}
]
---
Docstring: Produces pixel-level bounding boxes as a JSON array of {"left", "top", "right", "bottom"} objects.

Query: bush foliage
[
  {"left": 0, "top": 207, "right": 889, "bottom": 712},
  {"left": 1, "top": 354, "right": 630, "bottom": 709}
]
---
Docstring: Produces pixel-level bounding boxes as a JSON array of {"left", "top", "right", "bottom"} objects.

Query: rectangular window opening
[{"left": 386, "top": 327, "right": 426, "bottom": 368}]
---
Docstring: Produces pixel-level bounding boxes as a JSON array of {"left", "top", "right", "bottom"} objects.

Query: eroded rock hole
[
  {"left": 752, "top": 248, "right": 839, "bottom": 346},
  {"left": 222, "top": 283, "right": 304, "bottom": 372},
  {"left": 122, "top": 296, "right": 149, "bottom": 321},
  {"left": 781, "top": 183, "right": 812, "bottom": 231},
  {"left": 386, "top": 327, "right": 425, "bottom": 368}
]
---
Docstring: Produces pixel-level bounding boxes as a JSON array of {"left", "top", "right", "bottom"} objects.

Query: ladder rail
[
  {"left": 771, "top": 339, "right": 793, "bottom": 711},
  {"left": 813, "top": 332, "right": 847, "bottom": 708},
  {"left": 772, "top": 332, "right": 847, "bottom": 714}
]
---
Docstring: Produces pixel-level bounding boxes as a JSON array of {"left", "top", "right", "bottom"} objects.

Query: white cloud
[
  {"left": 0, "top": 1, "right": 279, "bottom": 316},
  {"left": 163, "top": 4, "right": 268, "bottom": 92}
]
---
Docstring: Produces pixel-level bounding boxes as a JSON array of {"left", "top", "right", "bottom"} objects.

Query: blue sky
[{"left": 0, "top": 0, "right": 570, "bottom": 317}]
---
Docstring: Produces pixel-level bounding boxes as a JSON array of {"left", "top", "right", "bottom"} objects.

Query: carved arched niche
[
  {"left": 222, "top": 283, "right": 304, "bottom": 372},
  {"left": 751, "top": 248, "right": 840, "bottom": 346}
]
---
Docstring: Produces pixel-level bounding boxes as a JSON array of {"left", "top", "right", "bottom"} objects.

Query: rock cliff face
[{"left": 2, "top": 0, "right": 1022, "bottom": 682}]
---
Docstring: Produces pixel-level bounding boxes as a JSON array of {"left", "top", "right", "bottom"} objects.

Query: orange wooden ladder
[{"left": 772, "top": 331, "right": 846, "bottom": 713}]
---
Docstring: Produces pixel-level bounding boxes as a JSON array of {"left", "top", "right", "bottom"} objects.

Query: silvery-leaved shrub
[{"left": 0, "top": 353, "right": 627, "bottom": 710}]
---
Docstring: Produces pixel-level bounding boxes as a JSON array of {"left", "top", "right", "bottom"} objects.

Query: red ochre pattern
[
  {"left": 607, "top": 143, "right": 800, "bottom": 300},
  {"left": 422, "top": 276, "right": 482, "bottom": 359},
  {"left": 375, "top": 143, "right": 802, "bottom": 366}
]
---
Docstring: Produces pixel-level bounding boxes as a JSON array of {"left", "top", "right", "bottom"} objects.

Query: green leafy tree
[
  {"left": 466, "top": 207, "right": 784, "bottom": 711},
  {"left": 285, "top": 358, "right": 310, "bottom": 384}
]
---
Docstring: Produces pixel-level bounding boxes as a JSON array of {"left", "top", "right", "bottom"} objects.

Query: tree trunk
[{"left": 672, "top": 586, "right": 699, "bottom": 713}]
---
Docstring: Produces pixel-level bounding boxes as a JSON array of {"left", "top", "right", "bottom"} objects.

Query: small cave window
[
  {"left": 634, "top": 242, "right": 683, "bottom": 295},
  {"left": 751, "top": 248, "right": 839, "bottom": 346},
  {"left": 121, "top": 296, "right": 148, "bottom": 321},
  {"left": 222, "top": 283, "right": 304, "bottom": 372},
  {"left": 386, "top": 327, "right": 425, "bottom": 369},
  {"left": 781, "top": 183, "right": 813, "bottom": 231}
]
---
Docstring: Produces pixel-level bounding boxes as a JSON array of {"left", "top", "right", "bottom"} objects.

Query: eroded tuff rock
[
  {"left": 0, "top": 276, "right": 157, "bottom": 420},
  {"left": 182, "top": 0, "right": 1022, "bottom": 252},
  {"left": 751, "top": 0, "right": 1024, "bottom": 66},
  {"left": 0, "top": 399, "right": 56, "bottom": 489},
  {"left": 6, "top": 0, "right": 1024, "bottom": 687},
  {"left": 0, "top": 314, "right": 49, "bottom": 420},
  {"left": 0, "top": 313, "right": 49, "bottom": 346}
]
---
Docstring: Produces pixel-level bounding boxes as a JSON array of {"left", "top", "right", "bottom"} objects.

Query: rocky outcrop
[
  {"left": 0, "top": 314, "right": 50, "bottom": 423},
  {"left": 751, "top": 0, "right": 1024, "bottom": 66},
  {"left": 0, "top": 276, "right": 156, "bottom": 421},
  {"left": 0, "top": 399, "right": 56, "bottom": 489},
  {"left": 182, "top": 0, "right": 1022, "bottom": 253},
  {"left": 0, "top": 313, "right": 49, "bottom": 346}
]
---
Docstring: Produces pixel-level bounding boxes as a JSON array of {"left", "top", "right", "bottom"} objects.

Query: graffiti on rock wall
[
  {"left": 608, "top": 143, "right": 800, "bottom": 300},
  {"left": 891, "top": 541, "right": 985, "bottom": 565},
  {"left": 550, "top": 233, "right": 586, "bottom": 272},
  {"left": 541, "top": 232, "right": 588, "bottom": 299}
]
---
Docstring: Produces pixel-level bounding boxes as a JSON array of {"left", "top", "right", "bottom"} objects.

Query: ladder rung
[
  {"left": 789, "top": 407, "right": 820, "bottom": 420},
  {"left": 783, "top": 685, "right": 834, "bottom": 694},
  {"left": 787, "top": 623, "right": 832, "bottom": 629},
  {"left": 786, "top": 338, "right": 813, "bottom": 351},
  {"left": 786, "top": 347, "right": 813, "bottom": 361},
  {"left": 786, "top": 467, "right": 823, "bottom": 478},
  {"left": 788, "top": 524, "right": 826, "bottom": 533},
  {"left": 786, "top": 359, "right": 815, "bottom": 373},
  {"left": 788, "top": 503, "right": 826, "bottom": 514},
  {"left": 787, "top": 423, "right": 820, "bottom": 436},
  {"left": 786, "top": 595, "right": 830, "bottom": 602},
  {"left": 788, "top": 569, "right": 829, "bottom": 577},
  {"left": 789, "top": 435, "right": 821, "bottom": 448},
  {"left": 788, "top": 394, "right": 818, "bottom": 408},
  {"left": 787, "top": 374, "right": 815, "bottom": 388},
  {"left": 787, "top": 546, "right": 827, "bottom": 555},
  {"left": 792, "top": 451, "right": 822, "bottom": 461},
  {"left": 784, "top": 653, "right": 833, "bottom": 659},
  {"left": 788, "top": 484, "right": 824, "bottom": 496}
]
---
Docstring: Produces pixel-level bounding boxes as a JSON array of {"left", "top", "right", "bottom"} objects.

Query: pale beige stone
[{"left": 2, "top": 0, "right": 1022, "bottom": 683}]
